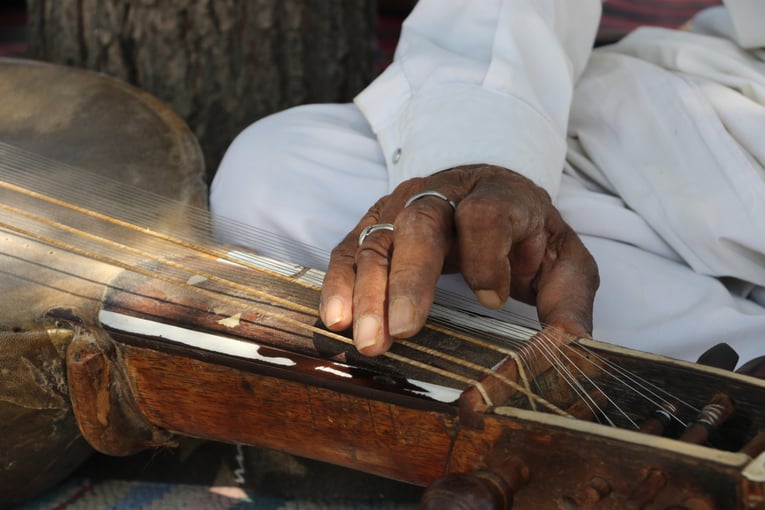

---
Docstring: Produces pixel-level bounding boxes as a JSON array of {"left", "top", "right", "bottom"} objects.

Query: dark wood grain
[{"left": 121, "top": 343, "right": 457, "bottom": 486}]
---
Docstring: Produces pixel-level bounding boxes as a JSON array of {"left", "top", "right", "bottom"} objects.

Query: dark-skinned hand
[{"left": 319, "top": 164, "right": 600, "bottom": 356}]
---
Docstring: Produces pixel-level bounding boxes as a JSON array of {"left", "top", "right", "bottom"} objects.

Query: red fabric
[
  {"left": 599, "top": 0, "right": 721, "bottom": 42},
  {"left": 374, "top": 1, "right": 723, "bottom": 69},
  {"left": 0, "top": 3, "right": 26, "bottom": 57},
  {"left": 0, "top": 2, "right": 727, "bottom": 71}
]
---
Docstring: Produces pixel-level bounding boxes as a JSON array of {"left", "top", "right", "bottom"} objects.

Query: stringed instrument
[
  {"left": 1, "top": 61, "right": 764, "bottom": 510},
  {"left": 1, "top": 139, "right": 764, "bottom": 510}
]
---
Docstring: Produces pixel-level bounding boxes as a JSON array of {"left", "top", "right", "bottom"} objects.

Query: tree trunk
[{"left": 26, "top": 0, "right": 377, "bottom": 182}]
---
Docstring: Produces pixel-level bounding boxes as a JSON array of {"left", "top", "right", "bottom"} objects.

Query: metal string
[{"left": 0, "top": 141, "right": 690, "bottom": 425}]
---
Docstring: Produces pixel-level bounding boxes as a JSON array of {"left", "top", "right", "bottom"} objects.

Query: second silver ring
[
  {"left": 358, "top": 223, "right": 395, "bottom": 247},
  {"left": 404, "top": 190, "right": 457, "bottom": 211}
]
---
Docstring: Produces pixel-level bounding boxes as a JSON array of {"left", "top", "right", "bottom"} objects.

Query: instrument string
[
  {"left": 537, "top": 332, "right": 631, "bottom": 427},
  {"left": 425, "top": 305, "right": 627, "bottom": 422},
  {"left": 0, "top": 142, "right": 546, "bottom": 339},
  {"left": 517, "top": 328, "right": 688, "bottom": 429},
  {"left": 434, "top": 314, "right": 619, "bottom": 418},
  {"left": 0, "top": 213, "right": 630, "bottom": 423},
  {"left": 574, "top": 342, "right": 698, "bottom": 423},
  {"left": 0, "top": 151, "right": 329, "bottom": 288},
  {"left": 0, "top": 194, "right": 518, "bottom": 408},
  {"left": 526, "top": 331, "right": 696, "bottom": 428},
  {"left": 519, "top": 331, "right": 611, "bottom": 424},
  {"left": 0, "top": 142, "right": 690, "bottom": 426},
  {"left": 0, "top": 144, "right": 554, "bottom": 404},
  {"left": 0, "top": 209, "right": 503, "bottom": 403},
  {"left": 1, "top": 194, "right": 574, "bottom": 413}
]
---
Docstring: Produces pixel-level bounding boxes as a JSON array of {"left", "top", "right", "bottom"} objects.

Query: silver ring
[
  {"left": 404, "top": 190, "right": 457, "bottom": 210},
  {"left": 358, "top": 223, "right": 395, "bottom": 247}
]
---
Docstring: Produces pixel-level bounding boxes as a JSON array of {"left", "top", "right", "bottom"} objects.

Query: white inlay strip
[{"left": 99, "top": 309, "right": 296, "bottom": 367}]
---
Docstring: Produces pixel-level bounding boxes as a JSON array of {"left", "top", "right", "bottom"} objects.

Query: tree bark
[{"left": 26, "top": 0, "right": 377, "bottom": 182}]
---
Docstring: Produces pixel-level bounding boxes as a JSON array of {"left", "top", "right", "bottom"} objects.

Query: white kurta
[{"left": 210, "top": 0, "right": 765, "bottom": 365}]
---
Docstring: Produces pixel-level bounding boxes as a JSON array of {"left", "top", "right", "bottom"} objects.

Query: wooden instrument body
[
  {"left": 91, "top": 335, "right": 765, "bottom": 510},
  {"left": 59, "top": 258, "right": 765, "bottom": 510}
]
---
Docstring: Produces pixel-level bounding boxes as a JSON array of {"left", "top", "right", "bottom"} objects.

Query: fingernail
[
  {"left": 323, "top": 296, "right": 345, "bottom": 327},
  {"left": 475, "top": 290, "right": 504, "bottom": 310},
  {"left": 389, "top": 296, "right": 416, "bottom": 337},
  {"left": 355, "top": 315, "right": 381, "bottom": 352}
]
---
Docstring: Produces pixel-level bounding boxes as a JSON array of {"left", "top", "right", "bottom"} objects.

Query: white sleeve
[
  {"left": 693, "top": 1, "right": 765, "bottom": 49},
  {"left": 722, "top": 0, "right": 765, "bottom": 48},
  {"left": 354, "top": 0, "right": 601, "bottom": 197}
]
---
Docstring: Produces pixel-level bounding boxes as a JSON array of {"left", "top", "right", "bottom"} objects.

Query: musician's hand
[{"left": 319, "top": 164, "right": 600, "bottom": 356}]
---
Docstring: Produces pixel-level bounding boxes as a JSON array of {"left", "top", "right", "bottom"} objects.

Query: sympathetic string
[{"left": 0, "top": 141, "right": 696, "bottom": 429}]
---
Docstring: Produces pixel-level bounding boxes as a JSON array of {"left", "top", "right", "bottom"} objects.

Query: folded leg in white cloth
[{"left": 211, "top": 3, "right": 765, "bottom": 365}]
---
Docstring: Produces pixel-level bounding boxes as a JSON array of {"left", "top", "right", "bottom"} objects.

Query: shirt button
[{"left": 392, "top": 148, "right": 402, "bottom": 164}]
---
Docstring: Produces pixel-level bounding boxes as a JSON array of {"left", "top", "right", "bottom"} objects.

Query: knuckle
[
  {"left": 460, "top": 194, "right": 497, "bottom": 214},
  {"left": 391, "top": 177, "right": 426, "bottom": 200},
  {"left": 397, "top": 206, "right": 443, "bottom": 235},
  {"left": 329, "top": 241, "right": 356, "bottom": 263},
  {"left": 456, "top": 196, "right": 507, "bottom": 228},
  {"left": 355, "top": 239, "right": 392, "bottom": 266}
]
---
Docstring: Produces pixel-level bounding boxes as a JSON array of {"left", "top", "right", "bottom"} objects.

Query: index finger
[{"left": 319, "top": 230, "right": 359, "bottom": 332}]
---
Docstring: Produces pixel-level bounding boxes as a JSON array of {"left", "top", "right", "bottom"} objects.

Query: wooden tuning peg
[{"left": 420, "top": 457, "right": 528, "bottom": 510}]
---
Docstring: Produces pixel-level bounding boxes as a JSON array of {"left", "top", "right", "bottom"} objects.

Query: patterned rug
[
  {"left": 16, "top": 442, "right": 423, "bottom": 509},
  {"left": 19, "top": 478, "right": 417, "bottom": 510}
]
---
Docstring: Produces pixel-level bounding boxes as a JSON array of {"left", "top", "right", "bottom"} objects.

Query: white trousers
[{"left": 210, "top": 37, "right": 765, "bottom": 366}]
